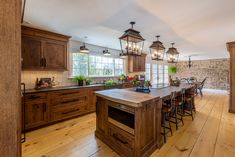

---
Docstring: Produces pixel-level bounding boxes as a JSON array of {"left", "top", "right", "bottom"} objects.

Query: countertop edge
[{"left": 95, "top": 92, "right": 143, "bottom": 108}]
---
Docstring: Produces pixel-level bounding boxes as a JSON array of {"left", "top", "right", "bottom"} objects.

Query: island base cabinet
[{"left": 95, "top": 97, "right": 163, "bottom": 157}]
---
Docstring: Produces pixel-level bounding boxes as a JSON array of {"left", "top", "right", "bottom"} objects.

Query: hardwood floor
[{"left": 22, "top": 91, "right": 234, "bottom": 157}]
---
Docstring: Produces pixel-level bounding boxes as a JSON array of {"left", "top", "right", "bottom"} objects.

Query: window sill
[{"left": 68, "top": 76, "right": 119, "bottom": 79}]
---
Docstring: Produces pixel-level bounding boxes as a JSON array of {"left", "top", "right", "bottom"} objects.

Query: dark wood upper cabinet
[
  {"left": 128, "top": 54, "right": 147, "bottom": 73},
  {"left": 43, "top": 39, "right": 67, "bottom": 70},
  {"left": 22, "top": 36, "right": 42, "bottom": 69},
  {"left": 21, "top": 25, "right": 71, "bottom": 71}
]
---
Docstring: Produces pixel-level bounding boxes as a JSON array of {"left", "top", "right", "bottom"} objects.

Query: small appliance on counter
[{"left": 35, "top": 78, "right": 52, "bottom": 90}]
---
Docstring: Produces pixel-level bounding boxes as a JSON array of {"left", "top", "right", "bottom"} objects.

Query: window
[
  {"left": 145, "top": 63, "right": 151, "bottom": 81},
  {"left": 72, "top": 53, "right": 88, "bottom": 76},
  {"left": 164, "top": 65, "right": 169, "bottom": 83},
  {"left": 114, "top": 58, "right": 124, "bottom": 76},
  {"left": 72, "top": 53, "right": 124, "bottom": 77},
  {"left": 146, "top": 62, "right": 169, "bottom": 85},
  {"left": 152, "top": 64, "right": 158, "bottom": 84}
]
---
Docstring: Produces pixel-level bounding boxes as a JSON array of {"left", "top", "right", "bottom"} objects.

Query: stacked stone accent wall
[{"left": 174, "top": 59, "right": 230, "bottom": 90}]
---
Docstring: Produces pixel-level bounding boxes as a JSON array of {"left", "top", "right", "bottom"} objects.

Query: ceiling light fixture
[
  {"left": 119, "top": 21, "right": 145, "bottom": 56},
  {"left": 150, "top": 35, "right": 165, "bottom": 61},
  {"left": 188, "top": 56, "right": 192, "bottom": 68},
  {"left": 166, "top": 43, "right": 179, "bottom": 63},
  {"left": 103, "top": 48, "right": 111, "bottom": 56},
  {"left": 80, "top": 36, "right": 89, "bottom": 53}
]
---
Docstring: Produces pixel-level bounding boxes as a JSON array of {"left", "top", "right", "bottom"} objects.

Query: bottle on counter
[{"left": 52, "top": 77, "right": 56, "bottom": 87}]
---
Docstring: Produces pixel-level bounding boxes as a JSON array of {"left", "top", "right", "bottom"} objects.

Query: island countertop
[{"left": 95, "top": 83, "right": 194, "bottom": 108}]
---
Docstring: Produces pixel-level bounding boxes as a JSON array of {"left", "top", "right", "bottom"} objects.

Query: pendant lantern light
[
  {"left": 119, "top": 22, "right": 145, "bottom": 56},
  {"left": 166, "top": 43, "right": 179, "bottom": 63},
  {"left": 150, "top": 35, "right": 165, "bottom": 61}
]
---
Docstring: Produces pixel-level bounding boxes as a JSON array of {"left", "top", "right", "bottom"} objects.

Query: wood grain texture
[
  {"left": 22, "top": 91, "right": 231, "bottom": 157},
  {"left": 21, "top": 25, "right": 71, "bottom": 71},
  {"left": 227, "top": 42, "right": 235, "bottom": 113},
  {"left": 0, "top": 0, "right": 21, "bottom": 156},
  {"left": 95, "top": 84, "right": 193, "bottom": 108}
]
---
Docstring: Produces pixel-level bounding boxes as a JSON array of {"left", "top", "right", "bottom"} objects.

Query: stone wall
[{"left": 174, "top": 59, "right": 230, "bottom": 90}]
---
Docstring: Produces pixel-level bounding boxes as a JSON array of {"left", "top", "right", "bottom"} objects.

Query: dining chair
[{"left": 197, "top": 77, "right": 207, "bottom": 96}]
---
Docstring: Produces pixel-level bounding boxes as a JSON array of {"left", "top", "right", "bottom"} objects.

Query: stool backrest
[
  {"left": 181, "top": 88, "right": 186, "bottom": 102},
  {"left": 170, "top": 91, "right": 177, "bottom": 109},
  {"left": 186, "top": 86, "right": 196, "bottom": 98}
]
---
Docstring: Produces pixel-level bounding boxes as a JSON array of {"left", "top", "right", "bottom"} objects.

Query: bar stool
[
  {"left": 161, "top": 92, "right": 175, "bottom": 143},
  {"left": 184, "top": 87, "right": 196, "bottom": 120},
  {"left": 175, "top": 88, "right": 185, "bottom": 126},
  {"left": 168, "top": 91, "right": 183, "bottom": 130}
]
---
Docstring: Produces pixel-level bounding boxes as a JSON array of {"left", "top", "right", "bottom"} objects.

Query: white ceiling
[{"left": 24, "top": 0, "right": 235, "bottom": 60}]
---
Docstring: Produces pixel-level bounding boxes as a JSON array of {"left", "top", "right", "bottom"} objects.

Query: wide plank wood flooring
[{"left": 22, "top": 91, "right": 235, "bottom": 157}]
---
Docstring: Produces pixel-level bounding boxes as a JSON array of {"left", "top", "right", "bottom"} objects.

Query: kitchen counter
[
  {"left": 95, "top": 83, "right": 194, "bottom": 108},
  {"left": 24, "top": 84, "right": 104, "bottom": 94},
  {"left": 24, "top": 82, "right": 134, "bottom": 94}
]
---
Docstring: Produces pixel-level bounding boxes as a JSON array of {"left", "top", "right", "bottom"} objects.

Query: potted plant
[
  {"left": 85, "top": 78, "right": 92, "bottom": 85},
  {"left": 73, "top": 75, "right": 85, "bottom": 86},
  {"left": 168, "top": 66, "right": 177, "bottom": 85}
]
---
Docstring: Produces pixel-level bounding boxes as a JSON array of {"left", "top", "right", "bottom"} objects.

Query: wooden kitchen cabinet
[
  {"left": 24, "top": 93, "right": 49, "bottom": 130},
  {"left": 21, "top": 25, "right": 71, "bottom": 71},
  {"left": 50, "top": 88, "right": 90, "bottom": 122},
  {"left": 43, "top": 39, "right": 68, "bottom": 70},
  {"left": 128, "top": 54, "right": 147, "bottom": 73},
  {"left": 88, "top": 86, "right": 105, "bottom": 112},
  {"left": 22, "top": 36, "right": 42, "bottom": 69}
]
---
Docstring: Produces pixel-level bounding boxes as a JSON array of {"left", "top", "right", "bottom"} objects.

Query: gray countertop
[{"left": 24, "top": 82, "right": 133, "bottom": 94}]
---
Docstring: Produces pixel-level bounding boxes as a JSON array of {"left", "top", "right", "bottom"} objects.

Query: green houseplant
[
  {"left": 168, "top": 66, "right": 177, "bottom": 85},
  {"left": 85, "top": 78, "right": 92, "bottom": 85},
  {"left": 73, "top": 75, "right": 85, "bottom": 86}
]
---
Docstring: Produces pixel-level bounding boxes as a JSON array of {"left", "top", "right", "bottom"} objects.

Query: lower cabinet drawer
[
  {"left": 108, "top": 124, "right": 134, "bottom": 156},
  {"left": 50, "top": 103, "right": 89, "bottom": 121},
  {"left": 51, "top": 95, "right": 88, "bottom": 108}
]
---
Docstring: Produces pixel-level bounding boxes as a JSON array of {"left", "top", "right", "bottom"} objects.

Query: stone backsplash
[{"left": 174, "top": 58, "right": 230, "bottom": 90}]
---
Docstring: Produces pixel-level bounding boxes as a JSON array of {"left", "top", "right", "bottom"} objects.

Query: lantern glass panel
[
  {"left": 120, "top": 36, "right": 143, "bottom": 56},
  {"left": 166, "top": 50, "right": 179, "bottom": 63},
  {"left": 150, "top": 47, "right": 165, "bottom": 60}
]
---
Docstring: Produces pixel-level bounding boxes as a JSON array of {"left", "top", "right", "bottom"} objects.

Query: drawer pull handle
[
  {"left": 61, "top": 99, "right": 80, "bottom": 104},
  {"left": 113, "top": 133, "right": 128, "bottom": 144},
  {"left": 62, "top": 109, "right": 80, "bottom": 114},
  {"left": 62, "top": 92, "right": 79, "bottom": 95},
  {"left": 28, "top": 95, "right": 41, "bottom": 99}
]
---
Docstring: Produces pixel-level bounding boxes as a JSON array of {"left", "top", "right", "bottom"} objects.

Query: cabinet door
[
  {"left": 43, "top": 39, "right": 67, "bottom": 70},
  {"left": 25, "top": 101, "right": 48, "bottom": 130},
  {"left": 22, "top": 36, "right": 42, "bottom": 70},
  {"left": 140, "top": 55, "right": 146, "bottom": 71},
  {"left": 89, "top": 86, "right": 104, "bottom": 112}
]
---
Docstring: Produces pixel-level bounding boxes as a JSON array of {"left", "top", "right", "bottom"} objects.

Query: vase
[{"left": 78, "top": 80, "right": 84, "bottom": 86}]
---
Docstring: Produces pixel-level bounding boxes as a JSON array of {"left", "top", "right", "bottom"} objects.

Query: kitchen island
[{"left": 95, "top": 84, "right": 194, "bottom": 157}]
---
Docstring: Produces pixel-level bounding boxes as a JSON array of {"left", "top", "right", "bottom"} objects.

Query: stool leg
[
  {"left": 162, "top": 112, "right": 166, "bottom": 143},
  {"left": 190, "top": 100, "right": 194, "bottom": 121},
  {"left": 169, "top": 119, "right": 173, "bottom": 136},
  {"left": 175, "top": 107, "right": 178, "bottom": 130}
]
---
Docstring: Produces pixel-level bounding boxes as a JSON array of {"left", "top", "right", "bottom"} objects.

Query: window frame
[
  {"left": 71, "top": 53, "right": 125, "bottom": 78},
  {"left": 145, "top": 62, "right": 169, "bottom": 85}
]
